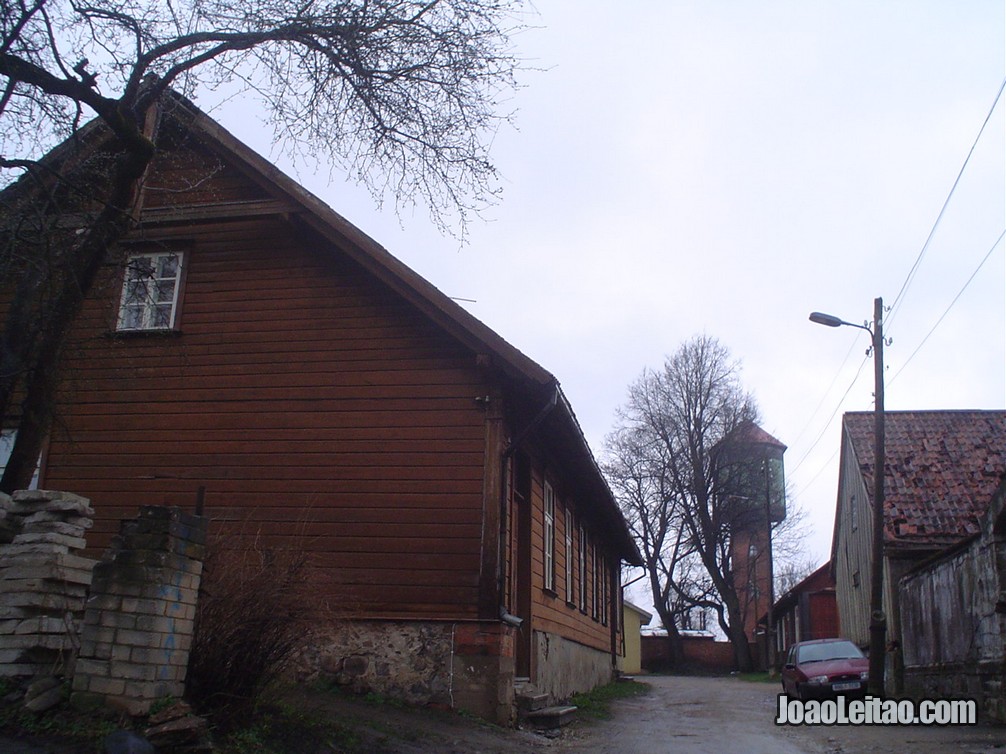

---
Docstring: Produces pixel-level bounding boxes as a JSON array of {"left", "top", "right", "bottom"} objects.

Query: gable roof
[
  {"left": 772, "top": 561, "right": 834, "bottom": 615},
  {"left": 842, "top": 410, "right": 1006, "bottom": 550},
  {"left": 5, "top": 90, "right": 641, "bottom": 564},
  {"left": 725, "top": 421, "right": 787, "bottom": 450}
]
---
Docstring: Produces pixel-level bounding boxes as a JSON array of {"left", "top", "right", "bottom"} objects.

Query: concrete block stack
[
  {"left": 71, "top": 506, "right": 208, "bottom": 715},
  {"left": 0, "top": 490, "right": 97, "bottom": 678}
]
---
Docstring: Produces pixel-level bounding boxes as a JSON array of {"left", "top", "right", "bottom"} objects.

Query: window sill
[
  {"left": 107, "top": 328, "right": 184, "bottom": 340},
  {"left": 542, "top": 587, "right": 558, "bottom": 599}
]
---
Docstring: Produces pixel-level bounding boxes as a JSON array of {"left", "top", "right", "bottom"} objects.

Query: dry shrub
[{"left": 187, "top": 532, "right": 326, "bottom": 722}]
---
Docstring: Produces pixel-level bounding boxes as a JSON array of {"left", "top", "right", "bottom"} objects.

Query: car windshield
[{"left": 797, "top": 641, "right": 864, "bottom": 664}]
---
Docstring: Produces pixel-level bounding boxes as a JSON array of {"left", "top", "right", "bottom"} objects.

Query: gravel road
[{"left": 554, "top": 675, "right": 1004, "bottom": 754}]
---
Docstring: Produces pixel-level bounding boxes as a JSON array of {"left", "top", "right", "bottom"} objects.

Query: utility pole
[
  {"left": 809, "top": 296, "right": 887, "bottom": 696},
  {"left": 867, "top": 296, "right": 887, "bottom": 696},
  {"left": 765, "top": 458, "right": 776, "bottom": 673}
]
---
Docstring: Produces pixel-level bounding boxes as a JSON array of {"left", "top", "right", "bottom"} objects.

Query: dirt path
[
  {"left": 2, "top": 675, "right": 1003, "bottom": 752},
  {"left": 557, "top": 675, "right": 1004, "bottom": 754}
]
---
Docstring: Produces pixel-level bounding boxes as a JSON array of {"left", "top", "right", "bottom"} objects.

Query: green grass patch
[
  {"left": 216, "top": 701, "right": 366, "bottom": 754},
  {"left": 0, "top": 680, "right": 120, "bottom": 747},
  {"left": 569, "top": 679, "right": 650, "bottom": 720}
]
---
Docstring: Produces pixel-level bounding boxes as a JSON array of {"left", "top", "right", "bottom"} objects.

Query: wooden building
[
  {"left": 830, "top": 410, "right": 1006, "bottom": 693},
  {"left": 1, "top": 93, "right": 641, "bottom": 723},
  {"left": 767, "top": 562, "right": 839, "bottom": 662},
  {"left": 618, "top": 600, "right": 653, "bottom": 675},
  {"left": 899, "top": 477, "right": 1006, "bottom": 722}
]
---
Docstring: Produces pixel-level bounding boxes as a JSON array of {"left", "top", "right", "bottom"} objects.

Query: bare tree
[
  {"left": 774, "top": 554, "right": 819, "bottom": 597},
  {"left": 605, "top": 419, "right": 719, "bottom": 666},
  {"left": 0, "top": 0, "right": 526, "bottom": 491},
  {"left": 605, "top": 335, "right": 771, "bottom": 672}
]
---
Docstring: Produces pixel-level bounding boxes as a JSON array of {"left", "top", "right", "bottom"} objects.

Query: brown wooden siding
[
  {"left": 41, "top": 144, "right": 494, "bottom": 621},
  {"left": 524, "top": 463, "right": 619, "bottom": 655}
]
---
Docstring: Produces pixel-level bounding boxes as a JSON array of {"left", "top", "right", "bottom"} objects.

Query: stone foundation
[
  {"left": 530, "top": 630, "right": 614, "bottom": 702},
  {"left": 306, "top": 619, "right": 516, "bottom": 725}
]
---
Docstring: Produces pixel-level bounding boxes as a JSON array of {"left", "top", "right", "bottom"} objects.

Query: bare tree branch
[
  {"left": 605, "top": 335, "right": 799, "bottom": 672},
  {"left": 0, "top": 0, "right": 528, "bottom": 492}
]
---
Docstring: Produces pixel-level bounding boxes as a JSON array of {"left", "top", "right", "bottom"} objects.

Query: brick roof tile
[{"left": 844, "top": 410, "right": 1006, "bottom": 548}]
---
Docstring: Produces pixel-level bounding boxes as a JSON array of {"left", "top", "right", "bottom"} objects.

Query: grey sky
[{"left": 214, "top": 0, "right": 1005, "bottom": 580}]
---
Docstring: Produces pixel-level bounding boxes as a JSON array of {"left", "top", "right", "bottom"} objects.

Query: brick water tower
[{"left": 714, "top": 422, "right": 786, "bottom": 666}]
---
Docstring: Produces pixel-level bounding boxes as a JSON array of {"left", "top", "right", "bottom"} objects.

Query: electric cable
[
  {"left": 887, "top": 77, "right": 1005, "bottom": 334},
  {"left": 889, "top": 229, "right": 1005, "bottom": 386}
]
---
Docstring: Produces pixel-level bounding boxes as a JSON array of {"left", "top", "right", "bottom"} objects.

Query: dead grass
[{"left": 187, "top": 532, "right": 330, "bottom": 727}]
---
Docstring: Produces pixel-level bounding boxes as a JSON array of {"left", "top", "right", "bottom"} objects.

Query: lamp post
[{"left": 809, "top": 297, "right": 886, "bottom": 697}]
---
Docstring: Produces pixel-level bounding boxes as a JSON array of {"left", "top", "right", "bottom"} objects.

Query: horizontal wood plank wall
[
  {"left": 44, "top": 144, "right": 493, "bottom": 621},
  {"left": 526, "top": 463, "right": 616, "bottom": 654}
]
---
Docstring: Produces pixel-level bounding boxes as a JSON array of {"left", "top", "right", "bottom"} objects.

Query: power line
[
  {"left": 889, "top": 229, "right": 1005, "bottom": 386},
  {"left": 794, "top": 80, "right": 1003, "bottom": 508},
  {"left": 787, "top": 336, "right": 861, "bottom": 449},
  {"left": 887, "top": 77, "right": 1006, "bottom": 334},
  {"left": 788, "top": 353, "right": 870, "bottom": 477}
]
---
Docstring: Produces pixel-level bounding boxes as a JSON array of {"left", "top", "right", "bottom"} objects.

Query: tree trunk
[
  {"left": 722, "top": 592, "right": 754, "bottom": 672},
  {"left": 653, "top": 605, "right": 686, "bottom": 668},
  {"left": 0, "top": 139, "right": 154, "bottom": 492}
]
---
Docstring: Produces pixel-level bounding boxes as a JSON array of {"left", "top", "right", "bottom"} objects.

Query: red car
[{"left": 781, "top": 638, "right": 870, "bottom": 700}]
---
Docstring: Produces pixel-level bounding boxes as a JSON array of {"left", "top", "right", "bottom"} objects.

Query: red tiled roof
[
  {"left": 734, "top": 421, "right": 787, "bottom": 450},
  {"left": 843, "top": 410, "right": 1006, "bottom": 549}
]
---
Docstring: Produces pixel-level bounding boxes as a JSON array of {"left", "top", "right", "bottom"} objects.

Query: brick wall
[{"left": 641, "top": 634, "right": 736, "bottom": 673}]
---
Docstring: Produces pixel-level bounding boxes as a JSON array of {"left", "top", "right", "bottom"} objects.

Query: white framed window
[
  {"left": 564, "top": 505, "right": 574, "bottom": 604},
  {"left": 543, "top": 481, "right": 555, "bottom": 591},
  {"left": 600, "top": 553, "right": 608, "bottom": 626},
  {"left": 578, "top": 524, "right": 588, "bottom": 612},
  {"left": 591, "top": 542, "right": 599, "bottom": 620},
  {"left": 0, "top": 429, "right": 40, "bottom": 489},
  {"left": 117, "top": 251, "right": 185, "bottom": 331}
]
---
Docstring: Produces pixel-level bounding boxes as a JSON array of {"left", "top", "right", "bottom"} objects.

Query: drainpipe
[{"left": 497, "top": 380, "right": 560, "bottom": 625}]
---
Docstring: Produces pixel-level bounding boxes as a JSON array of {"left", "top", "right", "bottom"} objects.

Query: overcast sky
[{"left": 216, "top": 1, "right": 1005, "bottom": 587}]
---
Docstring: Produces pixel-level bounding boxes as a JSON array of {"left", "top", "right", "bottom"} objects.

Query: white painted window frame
[
  {"left": 564, "top": 505, "right": 574, "bottom": 604},
  {"left": 117, "top": 251, "right": 185, "bottom": 331},
  {"left": 543, "top": 480, "right": 555, "bottom": 591}
]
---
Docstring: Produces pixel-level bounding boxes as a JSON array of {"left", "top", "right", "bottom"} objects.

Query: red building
[
  {"left": 1, "top": 92, "right": 641, "bottom": 723},
  {"left": 768, "top": 562, "right": 840, "bottom": 662}
]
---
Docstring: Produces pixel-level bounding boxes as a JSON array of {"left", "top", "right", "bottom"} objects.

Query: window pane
[
  {"left": 155, "top": 280, "right": 176, "bottom": 303},
  {"left": 0, "top": 429, "right": 40, "bottom": 489},
  {"left": 152, "top": 304, "right": 173, "bottom": 329},
  {"left": 159, "top": 254, "right": 179, "bottom": 278},
  {"left": 124, "top": 280, "right": 147, "bottom": 304},
  {"left": 122, "top": 306, "right": 144, "bottom": 329},
  {"left": 129, "top": 257, "right": 154, "bottom": 279}
]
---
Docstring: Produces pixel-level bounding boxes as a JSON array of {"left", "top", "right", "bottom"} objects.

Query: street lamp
[{"left": 809, "top": 297, "right": 886, "bottom": 697}]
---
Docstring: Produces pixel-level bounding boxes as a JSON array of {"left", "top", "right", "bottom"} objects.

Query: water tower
[{"left": 714, "top": 422, "right": 787, "bottom": 661}]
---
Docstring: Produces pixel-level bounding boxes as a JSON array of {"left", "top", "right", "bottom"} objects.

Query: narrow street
[
  {"left": 2, "top": 675, "right": 1003, "bottom": 753},
  {"left": 556, "top": 675, "right": 1004, "bottom": 754}
]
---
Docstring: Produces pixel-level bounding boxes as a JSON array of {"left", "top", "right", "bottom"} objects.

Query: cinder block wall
[{"left": 71, "top": 506, "right": 207, "bottom": 715}]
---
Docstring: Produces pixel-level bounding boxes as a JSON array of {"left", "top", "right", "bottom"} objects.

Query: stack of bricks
[
  {"left": 71, "top": 506, "right": 207, "bottom": 715},
  {"left": 0, "top": 490, "right": 97, "bottom": 678}
]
